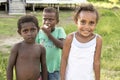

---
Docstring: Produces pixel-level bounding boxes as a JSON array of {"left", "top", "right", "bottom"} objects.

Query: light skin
[
  {"left": 41, "top": 11, "right": 64, "bottom": 49},
  {"left": 60, "top": 11, "right": 102, "bottom": 80},
  {"left": 7, "top": 22, "right": 47, "bottom": 80}
]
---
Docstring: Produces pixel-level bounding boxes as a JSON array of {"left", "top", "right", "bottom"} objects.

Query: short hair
[
  {"left": 17, "top": 15, "right": 39, "bottom": 31},
  {"left": 43, "top": 7, "right": 59, "bottom": 23},
  {"left": 74, "top": 3, "right": 99, "bottom": 23}
]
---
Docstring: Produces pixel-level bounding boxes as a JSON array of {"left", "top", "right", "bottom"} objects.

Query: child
[
  {"left": 36, "top": 7, "right": 66, "bottom": 80},
  {"left": 60, "top": 3, "right": 102, "bottom": 80},
  {"left": 7, "top": 15, "right": 47, "bottom": 80}
]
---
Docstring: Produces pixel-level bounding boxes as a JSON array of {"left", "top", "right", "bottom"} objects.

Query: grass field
[{"left": 0, "top": 2, "right": 120, "bottom": 80}]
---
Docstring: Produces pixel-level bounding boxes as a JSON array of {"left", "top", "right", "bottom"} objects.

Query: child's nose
[
  {"left": 85, "top": 23, "right": 92, "bottom": 28},
  {"left": 45, "top": 20, "right": 50, "bottom": 23},
  {"left": 84, "top": 24, "right": 89, "bottom": 28},
  {"left": 27, "top": 31, "right": 32, "bottom": 36}
]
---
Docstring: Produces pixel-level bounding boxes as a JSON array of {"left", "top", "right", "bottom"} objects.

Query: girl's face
[
  {"left": 19, "top": 22, "right": 38, "bottom": 43},
  {"left": 42, "top": 12, "right": 57, "bottom": 29},
  {"left": 76, "top": 11, "right": 97, "bottom": 37}
]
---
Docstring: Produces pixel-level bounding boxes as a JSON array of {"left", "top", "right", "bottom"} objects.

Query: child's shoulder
[
  {"left": 65, "top": 32, "right": 75, "bottom": 43},
  {"left": 11, "top": 42, "right": 23, "bottom": 51},
  {"left": 13, "top": 42, "right": 22, "bottom": 48},
  {"left": 67, "top": 32, "right": 75, "bottom": 38},
  {"left": 95, "top": 33, "right": 102, "bottom": 40},
  {"left": 35, "top": 43, "right": 45, "bottom": 50},
  {"left": 36, "top": 44, "right": 46, "bottom": 54},
  {"left": 94, "top": 33, "right": 102, "bottom": 43}
]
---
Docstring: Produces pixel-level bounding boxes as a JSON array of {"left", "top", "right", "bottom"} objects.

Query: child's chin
[{"left": 26, "top": 39, "right": 34, "bottom": 43}]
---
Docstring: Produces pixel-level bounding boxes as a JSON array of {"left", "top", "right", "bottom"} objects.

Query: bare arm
[
  {"left": 40, "top": 45, "right": 48, "bottom": 80},
  {"left": 60, "top": 33, "right": 73, "bottom": 80},
  {"left": 94, "top": 35, "right": 102, "bottom": 80},
  {"left": 42, "top": 27, "right": 65, "bottom": 49},
  {"left": 7, "top": 43, "right": 19, "bottom": 80}
]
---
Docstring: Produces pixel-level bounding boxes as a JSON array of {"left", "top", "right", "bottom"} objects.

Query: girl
[{"left": 60, "top": 3, "right": 102, "bottom": 80}]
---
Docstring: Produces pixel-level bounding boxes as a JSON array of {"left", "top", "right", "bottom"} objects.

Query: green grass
[
  {"left": 0, "top": 3, "right": 120, "bottom": 80},
  {"left": 0, "top": 53, "right": 8, "bottom": 80},
  {"left": 0, "top": 17, "right": 19, "bottom": 37}
]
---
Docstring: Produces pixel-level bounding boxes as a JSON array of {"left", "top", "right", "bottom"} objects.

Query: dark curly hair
[
  {"left": 74, "top": 3, "right": 99, "bottom": 23},
  {"left": 17, "top": 15, "right": 39, "bottom": 31},
  {"left": 43, "top": 7, "right": 59, "bottom": 23}
]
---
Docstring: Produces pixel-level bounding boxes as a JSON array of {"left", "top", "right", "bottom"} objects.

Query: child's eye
[
  {"left": 48, "top": 18, "right": 55, "bottom": 21},
  {"left": 23, "top": 29, "right": 28, "bottom": 33},
  {"left": 89, "top": 21, "right": 95, "bottom": 26},
  {"left": 43, "top": 18, "right": 47, "bottom": 21},
  {"left": 31, "top": 28, "right": 37, "bottom": 32},
  {"left": 80, "top": 20, "right": 86, "bottom": 25},
  {"left": 43, "top": 18, "right": 55, "bottom": 22}
]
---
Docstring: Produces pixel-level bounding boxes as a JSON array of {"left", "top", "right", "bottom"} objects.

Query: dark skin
[
  {"left": 7, "top": 22, "right": 47, "bottom": 80},
  {"left": 42, "top": 12, "right": 64, "bottom": 49}
]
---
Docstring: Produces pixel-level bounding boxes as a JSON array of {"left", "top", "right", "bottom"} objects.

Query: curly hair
[
  {"left": 43, "top": 7, "right": 59, "bottom": 23},
  {"left": 17, "top": 15, "right": 39, "bottom": 31},
  {"left": 74, "top": 3, "right": 99, "bottom": 23}
]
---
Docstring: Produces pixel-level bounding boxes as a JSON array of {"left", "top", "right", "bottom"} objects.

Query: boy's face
[
  {"left": 18, "top": 22, "right": 38, "bottom": 43},
  {"left": 42, "top": 12, "right": 57, "bottom": 29},
  {"left": 76, "top": 11, "right": 97, "bottom": 37}
]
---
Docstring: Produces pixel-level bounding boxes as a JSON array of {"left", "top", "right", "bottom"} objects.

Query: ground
[
  {"left": 0, "top": 36, "right": 22, "bottom": 54},
  {"left": 0, "top": 11, "right": 23, "bottom": 54}
]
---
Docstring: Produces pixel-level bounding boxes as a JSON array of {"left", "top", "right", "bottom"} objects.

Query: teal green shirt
[{"left": 36, "top": 27, "right": 66, "bottom": 73}]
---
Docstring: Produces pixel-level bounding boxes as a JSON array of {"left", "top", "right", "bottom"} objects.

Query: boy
[
  {"left": 7, "top": 15, "right": 47, "bottom": 80},
  {"left": 36, "top": 7, "right": 66, "bottom": 80}
]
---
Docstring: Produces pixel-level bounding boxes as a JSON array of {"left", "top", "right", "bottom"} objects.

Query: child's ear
[
  {"left": 74, "top": 19, "right": 78, "bottom": 24},
  {"left": 17, "top": 30, "right": 21, "bottom": 35},
  {"left": 74, "top": 21, "right": 77, "bottom": 24}
]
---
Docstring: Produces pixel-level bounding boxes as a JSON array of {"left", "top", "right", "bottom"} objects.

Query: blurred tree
[
  {"left": 109, "top": 0, "right": 119, "bottom": 4},
  {"left": 88, "top": 0, "right": 109, "bottom": 2}
]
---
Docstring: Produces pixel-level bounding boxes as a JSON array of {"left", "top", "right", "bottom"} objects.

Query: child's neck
[
  {"left": 76, "top": 32, "right": 95, "bottom": 43},
  {"left": 23, "top": 40, "right": 35, "bottom": 45}
]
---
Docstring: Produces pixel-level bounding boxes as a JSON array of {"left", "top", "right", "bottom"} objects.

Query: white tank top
[{"left": 65, "top": 33, "right": 97, "bottom": 80}]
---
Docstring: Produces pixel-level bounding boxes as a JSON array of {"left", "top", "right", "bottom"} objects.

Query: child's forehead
[
  {"left": 43, "top": 12, "right": 56, "bottom": 17},
  {"left": 78, "top": 11, "right": 97, "bottom": 19},
  {"left": 79, "top": 11, "right": 96, "bottom": 15},
  {"left": 21, "top": 22, "right": 36, "bottom": 27}
]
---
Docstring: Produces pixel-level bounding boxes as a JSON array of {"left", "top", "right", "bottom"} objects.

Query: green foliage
[
  {"left": 0, "top": 53, "right": 8, "bottom": 80},
  {"left": 88, "top": 0, "right": 109, "bottom": 2},
  {"left": 109, "top": 0, "right": 119, "bottom": 4}
]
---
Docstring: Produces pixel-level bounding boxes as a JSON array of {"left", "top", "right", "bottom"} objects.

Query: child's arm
[
  {"left": 40, "top": 45, "right": 48, "bottom": 80},
  {"left": 7, "top": 43, "right": 19, "bottom": 80},
  {"left": 60, "top": 33, "right": 73, "bottom": 80},
  {"left": 42, "top": 27, "right": 65, "bottom": 49},
  {"left": 94, "top": 35, "right": 102, "bottom": 80}
]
